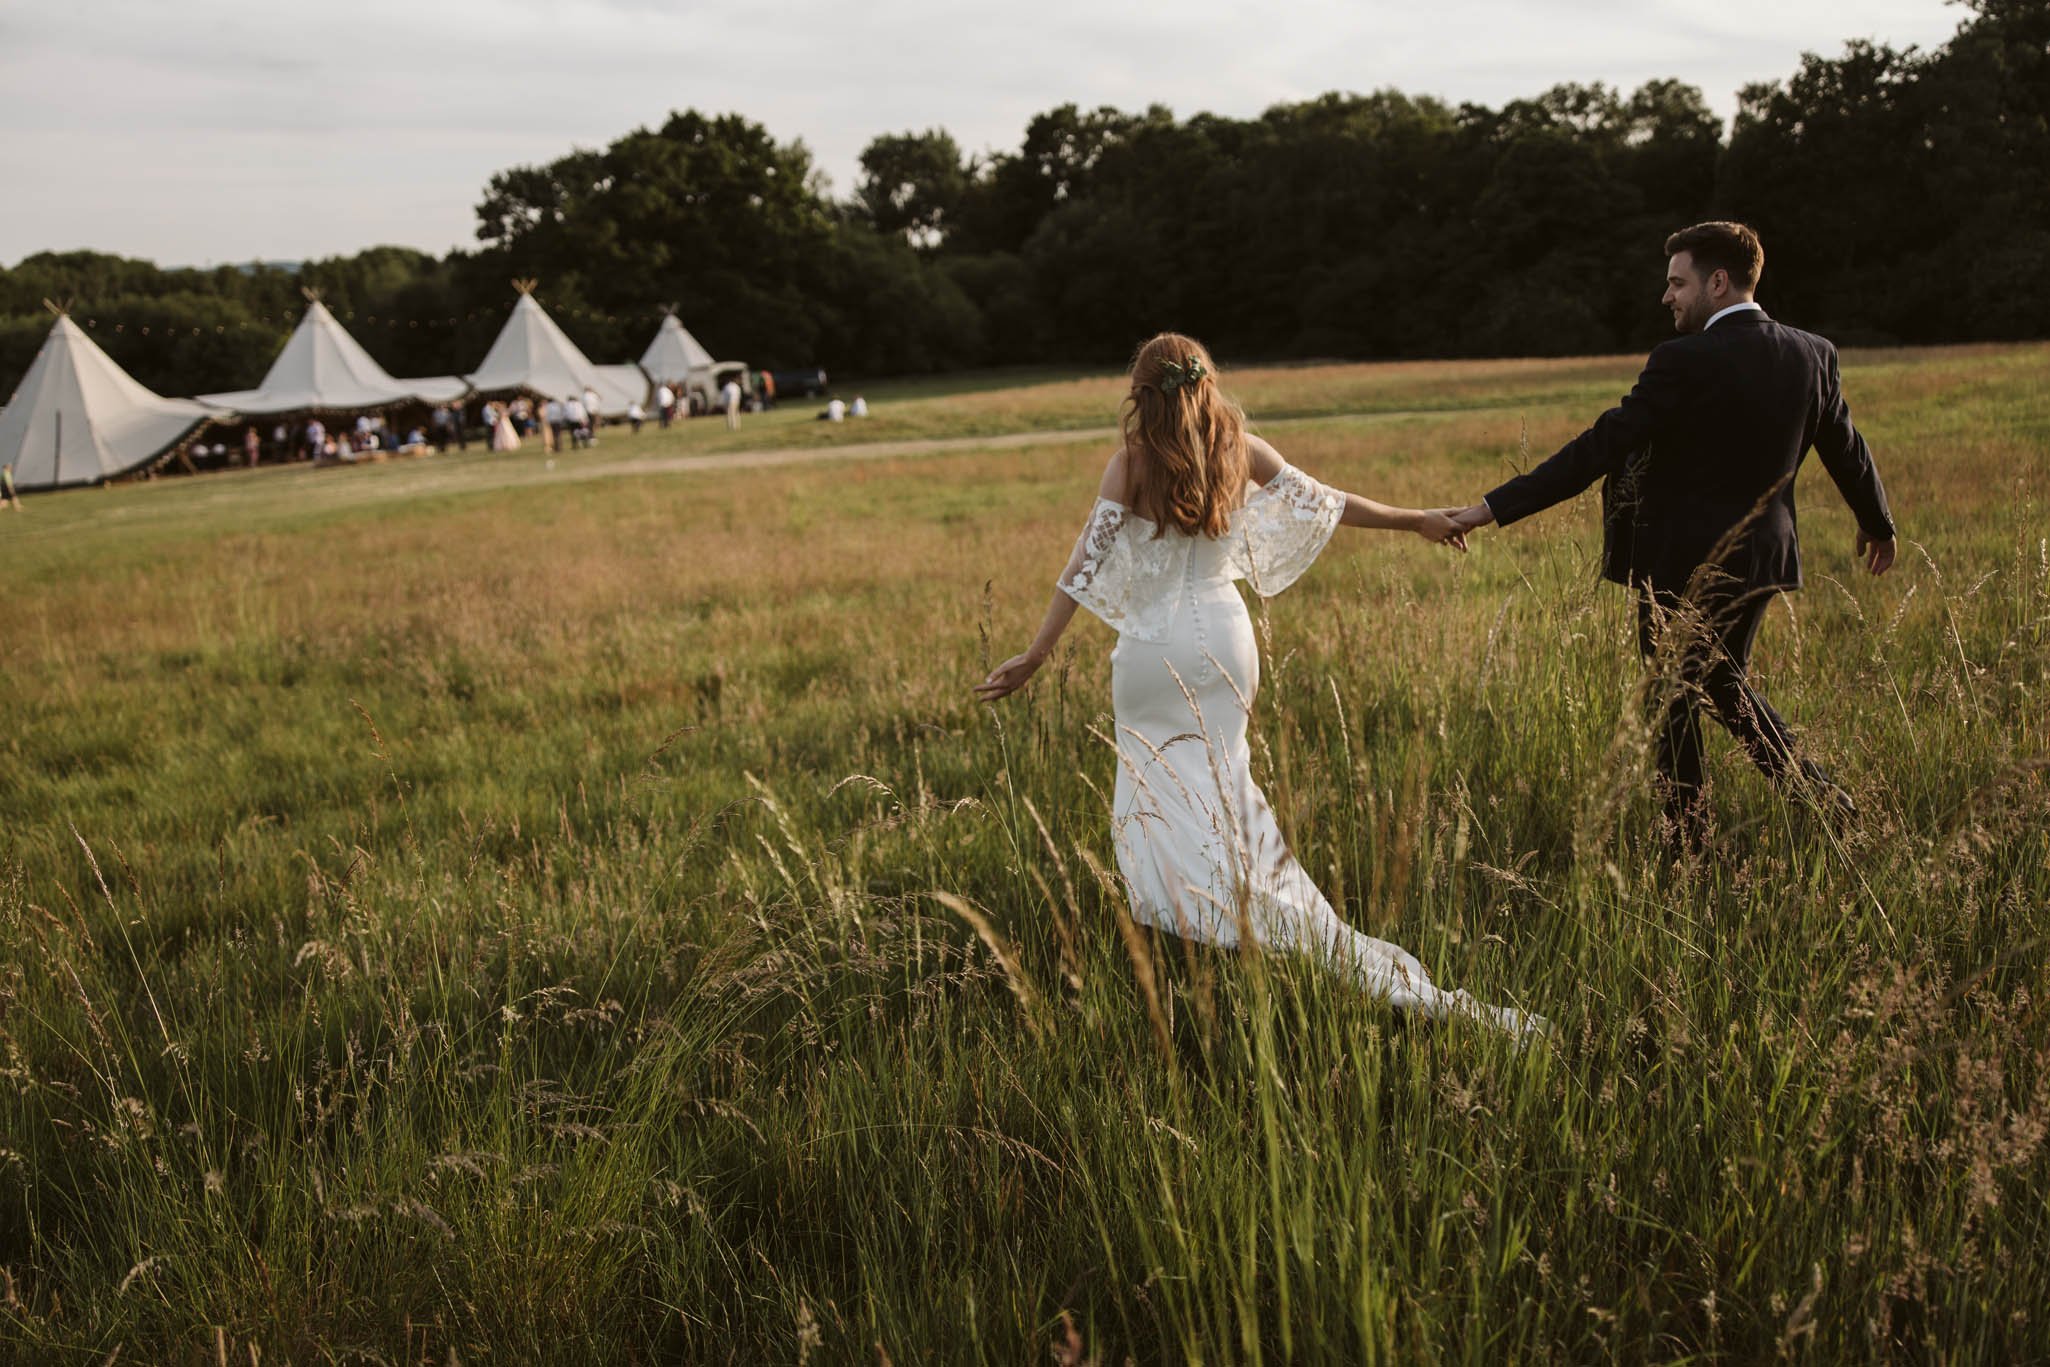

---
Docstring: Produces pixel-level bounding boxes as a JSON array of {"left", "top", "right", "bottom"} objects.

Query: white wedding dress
[{"left": 1060, "top": 463, "right": 1541, "bottom": 1037}]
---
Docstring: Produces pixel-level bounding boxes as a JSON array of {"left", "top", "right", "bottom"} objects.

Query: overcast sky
[{"left": 0, "top": 0, "right": 1966, "bottom": 268}]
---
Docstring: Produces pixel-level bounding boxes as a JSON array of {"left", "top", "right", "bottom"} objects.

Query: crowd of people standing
[{"left": 193, "top": 364, "right": 859, "bottom": 474}]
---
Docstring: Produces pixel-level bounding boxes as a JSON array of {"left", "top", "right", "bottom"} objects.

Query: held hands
[
  {"left": 1417, "top": 503, "right": 1494, "bottom": 549},
  {"left": 1416, "top": 508, "right": 1469, "bottom": 552},
  {"left": 1856, "top": 531, "right": 1896, "bottom": 576},
  {"left": 1447, "top": 502, "right": 1496, "bottom": 535},
  {"left": 975, "top": 650, "right": 1043, "bottom": 702}
]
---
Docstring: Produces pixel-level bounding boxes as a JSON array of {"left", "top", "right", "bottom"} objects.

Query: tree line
[{"left": 2, "top": 0, "right": 2042, "bottom": 403}]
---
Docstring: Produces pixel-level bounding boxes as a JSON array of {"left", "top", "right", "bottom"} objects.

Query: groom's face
[{"left": 1662, "top": 252, "right": 1719, "bottom": 334}]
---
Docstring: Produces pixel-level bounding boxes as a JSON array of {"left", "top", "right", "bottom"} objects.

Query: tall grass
[{"left": 1, "top": 345, "right": 2046, "bottom": 1362}]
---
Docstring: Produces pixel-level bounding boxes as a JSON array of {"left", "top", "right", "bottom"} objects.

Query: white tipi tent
[
  {"left": 198, "top": 293, "right": 467, "bottom": 414},
  {"left": 0, "top": 309, "right": 219, "bottom": 492},
  {"left": 465, "top": 285, "right": 644, "bottom": 419},
  {"left": 594, "top": 364, "right": 651, "bottom": 413},
  {"left": 639, "top": 309, "right": 716, "bottom": 386}
]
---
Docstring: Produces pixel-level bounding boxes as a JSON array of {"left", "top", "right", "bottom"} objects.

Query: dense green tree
[
  {"left": 855, "top": 130, "right": 971, "bottom": 249},
  {"left": 470, "top": 110, "right": 836, "bottom": 366},
  {"left": 0, "top": 253, "right": 286, "bottom": 398},
  {"left": 1916, "top": 0, "right": 2050, "bottom": 338},
  {"left": 814, "top": 219, "right": 985, "bottom": 372},
  {"left": 1721, "top": 41, "right": 1937, "bottom": 339},
  {"left": 950, "top": 104, "right": 1160, "bottom": 256},
  {"left": 936, "top": 252, "right": 1050, "bottom": 363}
]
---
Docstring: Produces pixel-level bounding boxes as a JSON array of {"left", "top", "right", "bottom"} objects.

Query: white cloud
[{"left": 0, "top": 0, "right": 1965, "bottom": 265}]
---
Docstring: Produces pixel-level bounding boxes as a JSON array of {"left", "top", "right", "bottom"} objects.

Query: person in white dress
[
  {"left": 489, "top": 402, "right": 520, "bottom": 453},
  {"left": 977, "top": 333, "right": 1542, "bottom": 1039}
]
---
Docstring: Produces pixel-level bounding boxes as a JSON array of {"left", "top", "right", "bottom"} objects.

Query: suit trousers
[{"left": 1635, "top": 587, "right": 1813, "bottom": 838}]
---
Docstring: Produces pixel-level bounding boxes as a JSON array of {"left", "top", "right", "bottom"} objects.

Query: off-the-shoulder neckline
[{"left": 1096, "top": 465, "right": 1297, "bottom": 526}]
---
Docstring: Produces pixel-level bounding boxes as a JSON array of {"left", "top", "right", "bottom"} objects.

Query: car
[
  {"left": 770, "top": 366, "right": 829, "bottom": 399},
  {"left": 681, "top": 361, "right": 750, "bottom": 415}
]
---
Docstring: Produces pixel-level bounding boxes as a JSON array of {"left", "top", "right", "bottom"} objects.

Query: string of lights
[{"left": 59, "top": 305, "right": 648, "bottom": 336}]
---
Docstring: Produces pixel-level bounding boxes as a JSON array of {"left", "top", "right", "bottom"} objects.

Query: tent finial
[
  {"left": 301, "top": 286, "right": 325, "bottom": 304},
  {"left": 42, "top": 297, "right": 71, "bottom": 318},
  {"left": 512, "top": 278, "right": 539, "bottom": 297}
]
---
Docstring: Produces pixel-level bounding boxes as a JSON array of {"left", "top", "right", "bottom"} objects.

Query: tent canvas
[
  {"left": 0, "top": 314, "right": 218, "bottom": 492},
  {"left": 638, "top": 311, "right": 716, "bottom": 383},
  {"left": 465, "top": 291, "right": 641, "bottom": 419},
  {"left": 593, "top": 363, "right": 650, "bottom": 414},
  {"left": 197, "top": 298, "right": 466, "bottom": 415}
]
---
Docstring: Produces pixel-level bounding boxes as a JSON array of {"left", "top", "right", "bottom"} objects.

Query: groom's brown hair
[{"left": 1664, "top": 221, "right": 1764, "bottom": 292}]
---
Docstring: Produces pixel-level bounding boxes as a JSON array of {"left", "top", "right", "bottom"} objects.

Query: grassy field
[{"left": 1, "top": 344, "right": 2046, "bottom": 1363}]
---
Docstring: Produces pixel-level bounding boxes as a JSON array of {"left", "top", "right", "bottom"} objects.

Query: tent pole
[{"left": 53, "top": 410, "right": 62, "bottom": 486}]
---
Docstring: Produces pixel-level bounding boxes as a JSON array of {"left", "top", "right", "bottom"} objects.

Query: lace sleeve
[
  {"left": 1055, "top": 498, "right": 1181, "bottom": 641},
  {"left": 1231, "top": 463, "right": 1345, "bottom": 596}
]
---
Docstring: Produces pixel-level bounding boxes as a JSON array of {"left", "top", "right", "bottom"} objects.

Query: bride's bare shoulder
[
  {"left": 1243, "top": 433, "right": 1286, "bottom": 483},
  {"left": 1098, "top": 445, "right": 1137, "bottom": 502}
]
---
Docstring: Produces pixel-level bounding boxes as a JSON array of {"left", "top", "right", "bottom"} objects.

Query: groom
[{"left": 1447, "top": 221, "right": 1898, "bottom": 846}]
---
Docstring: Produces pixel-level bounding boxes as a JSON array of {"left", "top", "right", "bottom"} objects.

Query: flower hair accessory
[{"left": 1158, "top": 356, "right": 1206, "bottom": 394}]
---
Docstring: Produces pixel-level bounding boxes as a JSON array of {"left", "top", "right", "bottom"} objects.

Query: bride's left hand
[{"left": 975, "top": 652, "right": 1043, "bottom": 701}]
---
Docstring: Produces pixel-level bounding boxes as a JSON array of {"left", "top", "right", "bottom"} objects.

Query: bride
[{"left": 976, "top": 333, "right": 1542, "bottom": 1039}]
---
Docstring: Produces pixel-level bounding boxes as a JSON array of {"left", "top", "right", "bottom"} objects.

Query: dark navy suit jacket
[{"left": 1484, "top": 309, "right": 1896, "bottom": 596}]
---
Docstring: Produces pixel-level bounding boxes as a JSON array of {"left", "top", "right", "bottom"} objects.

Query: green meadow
[{"left": 2, "top": 345, "right": 2046, "bottom": 1363}]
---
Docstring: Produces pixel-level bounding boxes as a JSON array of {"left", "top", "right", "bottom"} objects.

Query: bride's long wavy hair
[{"left": 1121, "top": 332, "right": 1247, "bottom": 538}]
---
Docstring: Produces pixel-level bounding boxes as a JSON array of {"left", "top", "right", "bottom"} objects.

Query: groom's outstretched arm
[{"left": 1480, "top": 342, "right": 1691, "bottom": 528}]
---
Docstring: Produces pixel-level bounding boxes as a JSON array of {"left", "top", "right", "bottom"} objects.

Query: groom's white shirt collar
[{"left": 1705, "top": 300, "right": 1764, "bottom": 329}]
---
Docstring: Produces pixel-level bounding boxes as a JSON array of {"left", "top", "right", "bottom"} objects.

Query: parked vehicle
[
  {"left": 682, "top": 362, "right": 750, "bottom": 415},
  {"left": 770, "top": 367, "right": 829, "bottom": 399}
]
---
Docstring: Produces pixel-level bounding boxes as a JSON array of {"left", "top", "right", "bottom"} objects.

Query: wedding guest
[
  {"left": 490, "top": 403, "right": 520, "bottom": 452},
  {"left": 564, "top": 394, "right": 591, "bottom": 449}
]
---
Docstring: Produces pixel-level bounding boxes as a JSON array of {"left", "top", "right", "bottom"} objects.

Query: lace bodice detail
[{"left": 1058, "top": 463, "right": 1345, "bottom": 641}]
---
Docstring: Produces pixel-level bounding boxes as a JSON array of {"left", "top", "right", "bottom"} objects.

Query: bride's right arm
[{"left": 975, "top": 450, "right": 1130, "bottom": 702}]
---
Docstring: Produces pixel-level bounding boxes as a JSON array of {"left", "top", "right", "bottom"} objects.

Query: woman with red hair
[{"left": 978, "top": 334, "right": 1542, "bottom": 1039}]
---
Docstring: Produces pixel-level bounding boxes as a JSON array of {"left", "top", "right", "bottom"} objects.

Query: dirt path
[
  {"left": 0, "top": 406, "right": 1480, "bottom": 544},
  {"left": 556, "top": 422, "right": 1120, "bottom": 482}
]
